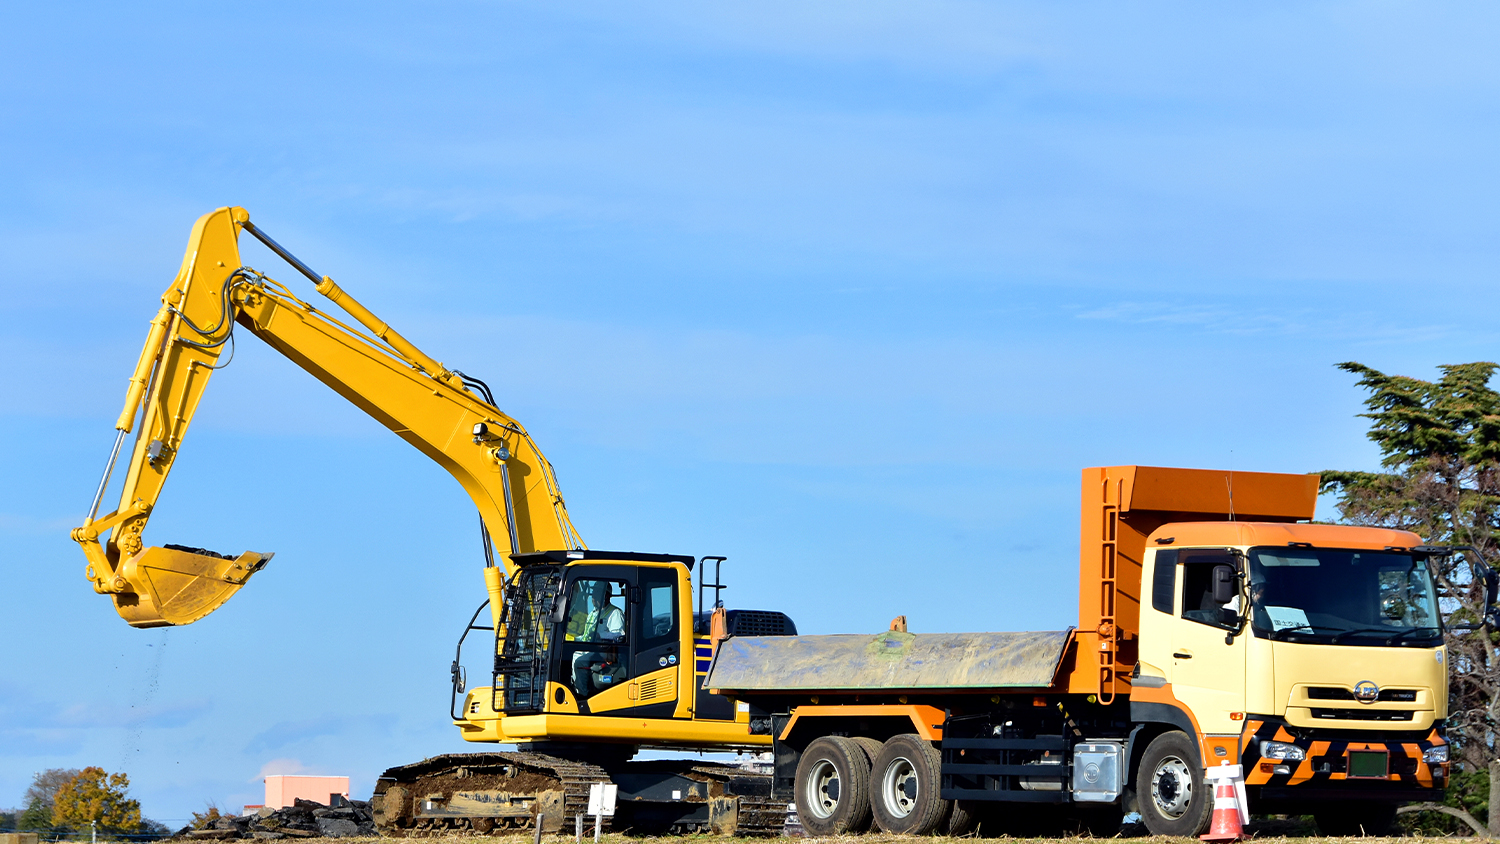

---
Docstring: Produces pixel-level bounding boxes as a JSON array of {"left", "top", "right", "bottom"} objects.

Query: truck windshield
[{"left": 1246, "top": 547, "right": 1442, "bottom": 646}]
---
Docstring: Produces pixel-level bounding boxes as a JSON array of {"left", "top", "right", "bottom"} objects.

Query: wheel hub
[
  {"left": 805, "top": 760, "right": 841, "bottom": 819},
  {"left": 1150, "top": 755, "right": 1193, "bottom": 819},
  {"left": 882, "top": 756, "right": 918, "bottom": 818}
]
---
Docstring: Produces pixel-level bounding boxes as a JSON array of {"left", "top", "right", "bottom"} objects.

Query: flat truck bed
[{"left": 707, "top": 629, "right": 1072, "bottom": 691}]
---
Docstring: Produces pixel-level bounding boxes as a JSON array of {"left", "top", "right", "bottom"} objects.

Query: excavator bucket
[{"left": 110, "top": 545, "right": 273, "bottom": 628}]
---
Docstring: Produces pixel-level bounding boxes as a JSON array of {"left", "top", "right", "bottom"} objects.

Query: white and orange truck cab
[{"left": 706, "top": 466, "right": 1463, "bottom": 836}]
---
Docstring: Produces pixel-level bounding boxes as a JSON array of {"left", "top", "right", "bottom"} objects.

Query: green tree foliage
[
  {"left": 17, "top": 797, "right": 53, "bottom": 831},
  {"left": 1322, "top": 361, "right": 1500, "bottom": 774},
  {"left": 51, "top": 767, "right": 142, "bottom": 833}
]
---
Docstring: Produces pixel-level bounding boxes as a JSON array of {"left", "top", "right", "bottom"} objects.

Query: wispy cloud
[
  {"left": 243, "top": 715, "right": 392, "bottom": 755},
  {"left": 1072, "top": 300, "right": 1453, "bottom": 344}
]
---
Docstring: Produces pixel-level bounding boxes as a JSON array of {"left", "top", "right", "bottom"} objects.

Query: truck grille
[
  {"left": 1306, "top": 687, "right": 1418, "bottom": 703},
  {"left": 1309, "top": 707, "right": 1414, "bottom": 721}
]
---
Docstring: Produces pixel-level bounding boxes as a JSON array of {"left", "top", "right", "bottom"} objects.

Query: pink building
[{"left": 264, "top": 775, "right": 350, "bottom": 809}]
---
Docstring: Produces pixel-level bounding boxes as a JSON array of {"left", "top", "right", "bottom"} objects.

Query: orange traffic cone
[{"left": 1200, "top": 771, "right": 1243, "bottom": 842}]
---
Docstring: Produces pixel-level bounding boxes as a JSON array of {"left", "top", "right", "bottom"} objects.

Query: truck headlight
[
  {"left": 1423, "top": 745, "right": 1449, "bottom": 764},
  {"left": 1262, "top": 740, "right": 1306, "bottom": 761}
]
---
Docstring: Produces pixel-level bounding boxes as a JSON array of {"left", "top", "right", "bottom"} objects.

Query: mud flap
[{"left": 112, "top": 545, "right": 273, "bottom": 627}]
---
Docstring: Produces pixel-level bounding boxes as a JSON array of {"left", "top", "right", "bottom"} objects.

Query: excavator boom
[{"left": 72, "top": 207, "right": 583, "bottom": 627}]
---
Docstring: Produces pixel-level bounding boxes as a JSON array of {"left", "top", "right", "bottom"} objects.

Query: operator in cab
[{"left": 567, "top": 579, "right": 626, "bottom": 695}]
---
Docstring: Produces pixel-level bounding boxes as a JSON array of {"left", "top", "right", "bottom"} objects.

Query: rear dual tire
[
  {"left": 794, "top": 736, "right": 874, "bottom": 836},
  {"left": 869, "top": 734, "right": 950, "bottom": 834},
  {"left": 795, "top": 733, "right": 952, "bottom": 835}
]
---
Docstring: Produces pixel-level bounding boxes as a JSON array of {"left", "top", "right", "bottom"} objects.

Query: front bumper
[{"left": 1241, "top": 716, "right": 1448, "bottom": 793}]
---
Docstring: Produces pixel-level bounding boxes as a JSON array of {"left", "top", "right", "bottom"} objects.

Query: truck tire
[
  {"left": 850, "top": 736, "right": 884, "bottom": 764},
  {"left": 870, "top": 734, "right": 949, "bottom": 834},
  {"left": 1313, "top": 802, "right": 1397, "bottom": 836},
  {"left": 1136, "top": 731, "right": 1212, "bottom": 837},
  {"left": 795, "top": 736, "right": 874, "bottom": 835},
  {"left": 946, "top": 800, "right": 979, "bottom": 836}
]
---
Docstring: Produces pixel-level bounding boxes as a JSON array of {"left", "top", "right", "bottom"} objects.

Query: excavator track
[
  {"left": 373, "top": 752, "right": 611, "bottom": 837},
  {"left": 372, "top": 752, "right": 784, "bottom": 836}
]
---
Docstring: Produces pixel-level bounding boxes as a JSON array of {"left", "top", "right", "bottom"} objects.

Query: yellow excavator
[{"left": 70, "top": 207, "right": 796, "bottom": 835}]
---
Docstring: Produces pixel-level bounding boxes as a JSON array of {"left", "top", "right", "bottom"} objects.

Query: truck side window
[
  {"left": 1179, "top": 549, "right": 1237, "bottom": 630},
  {"left": 1151, "top": 550, "right": 1178, "bottom": 614}
]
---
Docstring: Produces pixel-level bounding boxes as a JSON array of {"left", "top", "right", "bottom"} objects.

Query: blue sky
[{"left": 4, "top": 0, "right": 1500, "bottom": 824}]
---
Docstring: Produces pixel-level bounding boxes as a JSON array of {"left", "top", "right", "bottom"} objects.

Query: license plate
[{"left": 1347, "top": 750, "right": 1389, "bottom": 779}]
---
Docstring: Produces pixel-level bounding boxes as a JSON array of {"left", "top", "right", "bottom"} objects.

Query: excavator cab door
[{"left": 556, "top": 567, "right": 635, "bottom": 707}]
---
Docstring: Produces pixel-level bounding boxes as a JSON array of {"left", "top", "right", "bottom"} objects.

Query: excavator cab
[{"left": 495, "top": 552, "right": 690, "bottom": 718}]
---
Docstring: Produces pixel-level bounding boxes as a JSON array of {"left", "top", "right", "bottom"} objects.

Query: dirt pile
[{"left": 181, "top": 797, "right": 376, "bottom": 839}]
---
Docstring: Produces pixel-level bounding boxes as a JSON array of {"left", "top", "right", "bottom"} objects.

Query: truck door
[{"left": 1168, "top": 549, "right": 1247, "bottom": 735}]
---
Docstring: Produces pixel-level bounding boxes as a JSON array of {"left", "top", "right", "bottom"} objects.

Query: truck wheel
[
  {"left": 1313, "top": 802, "right": 1397, "bottom": 836},
  {"left": 1136, "top": 731, "right": 1211, "bottom": 836},
  {"left": 850, "top": 736, "right": 885, "bottom": 764},
  {"left": 870, "top": 734, "right": 949, "bottom": 834},
  {"left": 794, "top": 736, "right": 874, "bottom": 835}
]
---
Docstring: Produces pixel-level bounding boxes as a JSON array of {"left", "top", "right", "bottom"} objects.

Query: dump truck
[
  {"left": 70, "top": 208, "right": 795, "bottom": 835},
  {"left": 704, "top": 465, "right": 1480, "bottom": 837}
]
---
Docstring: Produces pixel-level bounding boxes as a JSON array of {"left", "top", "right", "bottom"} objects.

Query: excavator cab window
[{"left": 563, "top": 578, "right": 631, "bottom": 696}]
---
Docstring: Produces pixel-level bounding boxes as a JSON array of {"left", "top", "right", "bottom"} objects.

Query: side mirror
[
  {"left": 1487, "top": 570, "right": 1498, "bottom": 608},
  {"left": 1212, "top": 565, "right": 1237, "bottom": 605},
  {"left": 550, "top": 592, "right": 568, "bottom": 625}
]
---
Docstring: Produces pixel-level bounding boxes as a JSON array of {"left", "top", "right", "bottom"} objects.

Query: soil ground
[{"left": 248, "top": 834, "right": 1476, "bottom": 844}]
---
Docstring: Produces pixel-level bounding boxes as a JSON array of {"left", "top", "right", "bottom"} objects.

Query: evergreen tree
[
  {"left": 1323, "top": 361, "right": 1500, "bottom": 772},
  {"left": 1324, "top": 361, "right": 1500, "bottom": 833},
  {"left": 17, "top": 797, "right": 52, "bottom": 832}
]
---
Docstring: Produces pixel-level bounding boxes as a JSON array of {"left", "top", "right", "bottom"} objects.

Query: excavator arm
[{"left": 72, "top": 207, "right": 584, "bottom": 627}]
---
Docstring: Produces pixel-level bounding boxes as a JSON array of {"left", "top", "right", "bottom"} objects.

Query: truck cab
[{"left": 1135, "top": 523, "right": 1449, "bottom": 827}]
